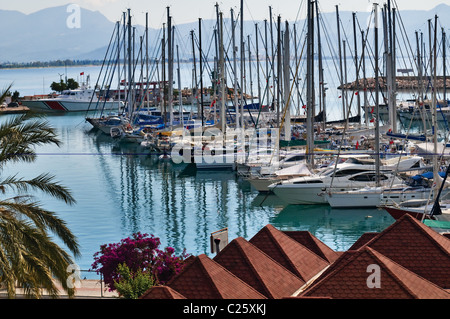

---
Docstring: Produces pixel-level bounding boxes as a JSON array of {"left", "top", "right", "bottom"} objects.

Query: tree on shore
[
  {"left": 0, "top": 100, "right": 80, "bottom": 298},
  {"left": 50, "top": 78, "right": 79, "bottom": 93}
]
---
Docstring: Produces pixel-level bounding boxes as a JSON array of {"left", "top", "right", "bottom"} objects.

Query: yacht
[
  {"left": 268, "top": 156, "right": 425, "bottom": 205},
  {"left": 24, "top": 87, "right": 123, "bottom": 112}
]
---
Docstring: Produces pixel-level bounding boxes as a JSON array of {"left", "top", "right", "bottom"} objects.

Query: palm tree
[{"left": 0, "top": 104, "right": 80, "bottom": 298}]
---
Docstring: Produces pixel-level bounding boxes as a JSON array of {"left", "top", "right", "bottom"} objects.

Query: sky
[{"left": 0, "top": 0, "right": 446, "bottom": 28}]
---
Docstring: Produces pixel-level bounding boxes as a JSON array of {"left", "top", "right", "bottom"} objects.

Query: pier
[{"left": 340, "top": 76, "right": 450, "bottom": 91}]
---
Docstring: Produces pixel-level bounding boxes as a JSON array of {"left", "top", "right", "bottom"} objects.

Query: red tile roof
[
  {"left": 213, "top": 237, "right": 305, "bottom": 299},
  {"left": 138, "top": 215, "right": 450, "bottom": 299},
  {"left": 360, "top": 214, "right": 450, "bottom": 289},
  {"left": 348, "top": 232, "right": 379, "bottom": 250},
  {"left": 298, "top": 246, "right": 450, "bottom": 299},
  {"left": 249, "top": 224, "right": 330, "bottom": 282},
  {"left": 283, "top": 230, "right": 341, "bottom": 263},
  {"left": 166, "top": 254, "right": 267, "bottom": 299},
  {"left": 140, "top": 286, "right": 186, "bottom": 299}
]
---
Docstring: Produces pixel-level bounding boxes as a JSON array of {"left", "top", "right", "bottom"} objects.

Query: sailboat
[
  {"left": 380, "top": 14, "right": 450, "bottom": 223},
  {"left": 382, "top": 164, "right": 450, "bottom": 222}
]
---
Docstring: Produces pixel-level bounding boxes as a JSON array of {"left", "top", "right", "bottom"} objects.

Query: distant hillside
[
  {"left": 0, "top": 6, "right": 116, "bottom": 62},
  {"left": 1, "top": 4, "right": 450, "bottom": 63}
]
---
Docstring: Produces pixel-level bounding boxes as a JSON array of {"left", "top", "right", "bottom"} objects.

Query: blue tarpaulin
[{"left": 412, "top": 171, "right": 446, "bottom": 180}]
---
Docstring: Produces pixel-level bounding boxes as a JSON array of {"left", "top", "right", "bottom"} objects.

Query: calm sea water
[{"left": 0, "top": 111, "right": 395, "bottom": 278}]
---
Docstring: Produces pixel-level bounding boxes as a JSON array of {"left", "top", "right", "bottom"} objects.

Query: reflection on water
[
  {"left": 0, "top": 113, "right": 396, "bottom": 277},
  {"left": 270, "top": 203, "right": 394, "bottom": 252}
]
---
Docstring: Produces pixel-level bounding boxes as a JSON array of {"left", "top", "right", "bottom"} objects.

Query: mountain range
[{"left": 1, "top": 4, "right": 449, "bottom": 63}]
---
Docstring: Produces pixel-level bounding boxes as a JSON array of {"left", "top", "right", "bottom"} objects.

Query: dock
[
  {"left": 0, "top": 279, "right": 118, "bottom": 299},
  {"left": 0, "top": 105, "right": 29, "bottom": 114},
  {"left": 339, "top": 75, "right": 450, "bottom": 91}
]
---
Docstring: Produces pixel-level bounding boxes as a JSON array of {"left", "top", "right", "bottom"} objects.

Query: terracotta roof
[
  {"left": 140, "top": 286, "right": 186, "bottom": 299},
  {"left": 348, "top": 232, "right": 379, "bottom": 250},
  {"left": 139, "top": 217, "right": 450, "bottom": 299},
  {"left": 166, "top": 254, "right": 267, "bottom": 299},
  {"left": 360, "top": 214, "right": 450, "bottom": 289},
  {"left": 283, "top": 230, "right": 341, "bottom": 263},
  {"left": 299, "top": 246, "right": 450, "bottom": 299},
  {"left": 249, "top": 224, "right": 330, "bottom": 282},
  {"left": 213, "top": 237, "right": 305, "bottom": 299}
]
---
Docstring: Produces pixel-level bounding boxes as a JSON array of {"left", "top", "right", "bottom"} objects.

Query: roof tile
[
  {"left": 283, "top": 230, "right": 340, "bottom": 263},
  {"left": 167, "top": 254, "right": 267, "bottom": 299},
  {"left": 140, "top": 286, "right": 186, "bottom": 299},
  {"left": 213, "top": 237, "right": 305, "bottom": 298},
  {"left": 299, "top": 246, "right": 450, "bottom": 299},
  {"left": 249, "top": 224, "right": 330, "bottom": 282},
  {"left": 362, "top": 215, "right": 450, "bottom": 288}
]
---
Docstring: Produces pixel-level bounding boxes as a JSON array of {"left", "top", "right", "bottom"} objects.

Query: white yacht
[
  {"left": 325, "top": 184, "right": 449, "bottom": 208},
  {"left": 268, "top": 156, "right": 425, "bottom": 205},
  {"left": 24, "top": 87, "right": 123, "bottom": 112}
]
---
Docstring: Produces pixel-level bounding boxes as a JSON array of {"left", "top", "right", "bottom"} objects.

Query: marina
[
  {"left": 0, "top": 112, "right": 396, "bottom": 278},
  {"left": 1, "top": 0, "right": 450, "bottom": 300}
]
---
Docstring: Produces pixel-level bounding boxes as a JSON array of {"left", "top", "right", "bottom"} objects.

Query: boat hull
[
  {"left": 326, "top": 191, "right": 382, "bottom": 208},
  {"left": 24, "top": 99, "right": 122, "bottom": 112},
  {"left": 326, "top": 188, "right": 448, "bottom": 208},
  {"left": 270, "top": 185, "right": 330, "bottom": 205},
  {"left": 247, "top": 177, "right": 280, "bottom": 192},
  {"left": 382, "top": 206, "right": 425, "bottom": 220}
]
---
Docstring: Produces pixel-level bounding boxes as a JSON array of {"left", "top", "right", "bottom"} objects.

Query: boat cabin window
[
  {"left": 293, "top": 180, "right": 323, "bottom": 184},
  {"left": 348, "top": 173, "right": 389, "bottom": 182},
  {"left": 284, "top": 155, "right": 306, "bottom": 162},
  {"left": 333, "top": 169, "right": 368, "bottom": 177}
]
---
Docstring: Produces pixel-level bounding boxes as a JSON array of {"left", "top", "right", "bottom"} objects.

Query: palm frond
[
  {"left": 0, "top": 110, "right": 78, "bottom": 298},
  {"left": 0, "top": 173, "right": 76, "bottom": 205},
  {"left": 0, "top": 199, "right": 80, "bottom": 257},
  {"left": 0, "top": 83, "right": 13, "bottom": 105},
  {"left": 0, "top": 212, "right": 76, "bottom": 298},
  {"left": 0, "top": 113, "right": 61, "bottom": 167}
]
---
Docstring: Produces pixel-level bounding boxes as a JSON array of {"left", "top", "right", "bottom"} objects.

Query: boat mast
[
  {"left": 127, "top": 9, "right": 133, "bottom": 115},
  {"left": 336, "top": 5, "right": 345, "bottom": 120},
  {"left": 432, "top": 15, "right": 438, "bottom": 187},
  {"left": 269, "top": 7, "right": 275, "bottom": 120},
  {"left": 443, "top": 28, "right": 447, "bottom": 103},
  {"left": 306, "top": 0, "right": 314, "bottom": 167},
  {"left": 176, "top": 45, "right": 183, "bottom": 129},
  {"left": 255, "top": 23, "right": 262, "bottom": 127},
  {"left": 352, "top": 12, "right": 361, "bottom": 125},
  {"left": 219, "top": 11, "right": 226, "bottom": 133},
  {"left": 264, "top": 19, "right": 269, "bottom": 112},
  {"left": 167, "top": 7, "right": 174, "bottom": 130},
  {"left": 199, "top": 18, "right": 204, "bottom": 127},
  {"left": 190, "top": 30, "right": 198, "bottom": 123},
  {"left": 276, "top": 15, "right": 282, "bottom": 129},
  {"left": 362, "top": 30, "right": 368, "bottom": 128},
  {"left": 374, "top": 3, "right": 381, "bottom": 187},
  {"left": 116, "top": 20, "right": 121, "bottom": 111},
  {"left": 146, "top": 12, "right": 149, "bottom": 111},
  {"left": 231, "top": 8, "right": 239, "bottom": 129},
  {"left": 415, "top": 31, "right": 426, "bottom": 134},
  {"left": 316, "top": 4, "right": 326, "bottom": 130},
  {"left": 283, "top": 20, "right": 291, "bottom": 142},
  {"left": 240, "top": 0, "right": 245, "bottom": 129}
]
